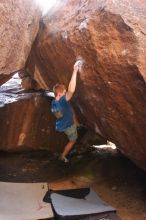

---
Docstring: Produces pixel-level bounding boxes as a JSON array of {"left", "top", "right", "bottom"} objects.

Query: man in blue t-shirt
[{"left": 51, "top": 62, "right": 79, "bottom": 162}]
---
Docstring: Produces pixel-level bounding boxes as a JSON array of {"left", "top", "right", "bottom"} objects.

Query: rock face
[
  {"left": 0, "top": 0, "right": 41, "bottom": 85},
  {"left": 0, "top": 75, "right": 67, "bottom": 151},
  {"left": 0, "top": 95, "right": 68, "bottom": 152},
  {"left": 26, "top": 0, "right": 146, "bottom": 169}
]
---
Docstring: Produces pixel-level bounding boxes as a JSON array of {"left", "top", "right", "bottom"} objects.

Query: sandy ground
[
  {"left": 0, "top": 149, "right": 146, "bottom": 220},
  {"left": 48, "top": 149, "right": 146, "bottom": 220},
  {"left": 49, "top": 175, "right": 146, "bottom": 220}
]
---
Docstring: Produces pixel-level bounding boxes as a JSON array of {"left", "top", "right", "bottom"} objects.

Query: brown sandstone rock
[
  {"left": 19, "top": 70, "right": 41, "bottom": 91},
  {"left": 26, "top": 0, "right": 146, "bottom": 169},
  {"left": 0, "top": 94, "right": 67, "bottom": 152},
  {"left": 0, "top": 74, "right": 67, "bottom": 151},
  {"left": 0, "top": 0, "right": 41, "bottom": 84}
]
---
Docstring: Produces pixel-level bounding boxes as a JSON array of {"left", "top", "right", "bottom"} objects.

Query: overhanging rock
[{"left": 26, "top": 0, "right": 146, "bottom": 170}]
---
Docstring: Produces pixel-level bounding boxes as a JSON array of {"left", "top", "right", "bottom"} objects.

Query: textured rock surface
[
  {"left": 0, "top": 0, "right": 41, "bottom": 84},
  {"left": 0, "top": 96, "right": 67, "bottom": 151},
  {"left": 19, "top": 70, "right": 41, "bottom": 91},
  {"left": 0, "top": 75, "right": 67, "bottom": 151},
  {"left": 27, "top": 0, "right": 146, "bottom": 169}
]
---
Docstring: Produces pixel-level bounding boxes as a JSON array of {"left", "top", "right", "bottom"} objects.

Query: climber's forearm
[
  {"left": 68, "top": 70, "right": 78, "bottom": 93},
  {"left": 66, "top": 66, "right": 78, "bottom": 101}
]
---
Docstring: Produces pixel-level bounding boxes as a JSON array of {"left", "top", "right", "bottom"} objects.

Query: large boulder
[
  {"left": 0, "top": 94, "right": 67, "bottom": 152},
  {"left": 0, "top": 0, "right": 41, "bottom": 85},
  {"left": 0, "top": 75, "right": 67, "bottom": 151},
  {"left": 26, "top": 0, "right": 146, "bottom": 170}
]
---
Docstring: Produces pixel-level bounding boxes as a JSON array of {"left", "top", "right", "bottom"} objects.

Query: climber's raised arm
[{"left": 65, "top": 62, "right": 79, "bottom": 101}]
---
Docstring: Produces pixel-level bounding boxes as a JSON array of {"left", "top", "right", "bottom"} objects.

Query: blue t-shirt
[{"left": 51, "top": 95, "right": 74, "bottom": 132}]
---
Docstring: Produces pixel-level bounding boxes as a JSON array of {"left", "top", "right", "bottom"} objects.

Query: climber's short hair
[{"left": 53, "top": 84, "right": 66, "bottom": 97}]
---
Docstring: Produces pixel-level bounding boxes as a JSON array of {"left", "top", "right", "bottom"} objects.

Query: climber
[{"left": 51, "top": 61, "right": 80, "bottom": 163}]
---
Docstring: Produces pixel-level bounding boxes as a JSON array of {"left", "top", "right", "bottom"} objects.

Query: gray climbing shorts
[{"left": 64, "top": 124, "right": 78, "bottom": 142}]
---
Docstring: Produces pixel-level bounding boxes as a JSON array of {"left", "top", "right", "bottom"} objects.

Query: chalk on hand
[{"left": 75, "top": 57, "right": 85, "bottom": 72}]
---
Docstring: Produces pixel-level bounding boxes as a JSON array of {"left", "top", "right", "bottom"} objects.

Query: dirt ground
[
  {"left": 0, "top": 148, "right": 146, "bottom": 220},
  {"left": 48, "top": 159, "right": 146, "bottom": 220},
  {"left": 49, "top": 175, "right": 146, "bottom": 220}
]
